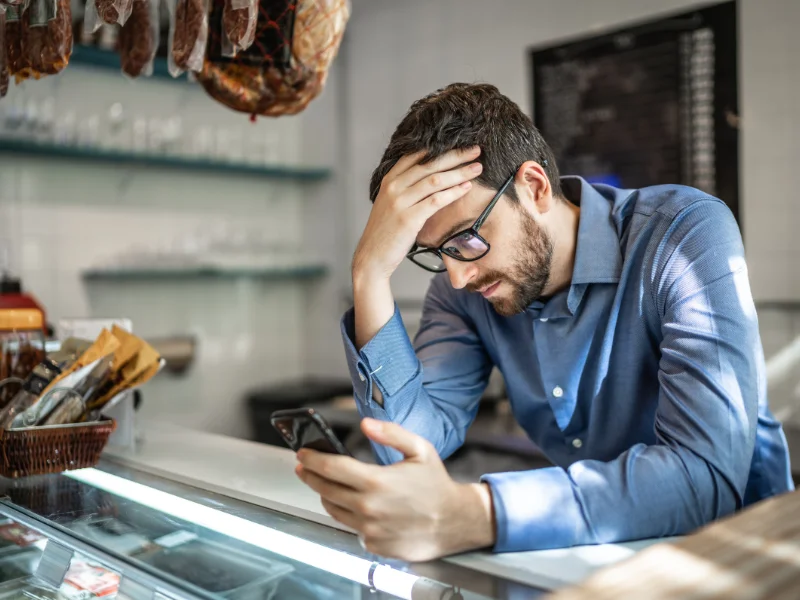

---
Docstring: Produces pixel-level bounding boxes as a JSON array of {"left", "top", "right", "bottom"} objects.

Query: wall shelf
[
  {"left": 71, "top": 45, "right": 186, "bottom": 83},
  {"left": 82, "top": 265, "right": 329, "bottom": 282},
  {"left": 0, "top": 139, "right": 332, "bottom": 181}
]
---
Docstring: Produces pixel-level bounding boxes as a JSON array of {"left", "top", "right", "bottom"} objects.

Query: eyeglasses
[{"left": 406, "top": 172, "right": 515, "bottom": 273}]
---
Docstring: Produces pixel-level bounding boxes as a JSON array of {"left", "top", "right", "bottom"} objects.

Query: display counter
[{"left": 0, "top": 422, "right": 668, "bottom": 599}]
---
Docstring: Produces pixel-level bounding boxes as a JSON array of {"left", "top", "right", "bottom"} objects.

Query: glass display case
[{"left": 0, "top": 461, "right": 546, "bottom": 600}]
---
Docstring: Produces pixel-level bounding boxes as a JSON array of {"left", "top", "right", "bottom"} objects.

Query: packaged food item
[
  {"left": 168, "top": 0, "right": 207, "bottom": 76},
  {"left": 41, "top": 389, "right": 84, "bottom": 425},
  {"left": 21, "top": 0, "right": 73, "bottom": 80},
  {"left": 118, "top": 0, "right": 158, "bottom": 78},
  {"left": 197, "top": 0, "right": 350, "bottom": 117},
  {"left": 3, "top": 4, "right": 25, "bottom": 80},
  {"left": 0, "top": 309, "right": 45, "bottom": 408},
  {"left": 86, "top": 325, "right": 160, "bottom": 411},
  {"left": 47, "top": 337, "right": 94, "bottom": 370},
  {"left": 222, "top": 0, "right": 256, "bottom": 54},
  {"left": 60, "top": 558, "right": 120, "bottom": 599},
  {"left": 0, "top": 522, "right": 45, "bottom": 547},
  {"left": 0, "top": 7, "right": 8, "bottom": 98},
  {"left": 94, "top": 0, "right": 133, "bottom": 27},
  {"left": 25, "top": 0, "right": 56, "bottom": 27},
  {"left": 41, "top": 328, "right": 119, "bottom": 396},
  {"left": 12, "top": 354, "right": 111, "bottom": 427},
  {"left": 0, "top": 356, "right": 62, "bottom": 429},
  {"left": 82, "top": 0, "right": 101, "bottom": 34}
]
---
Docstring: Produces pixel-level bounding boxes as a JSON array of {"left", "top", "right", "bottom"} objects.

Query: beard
[{"left": 467, "top": 211, "right": 554, "bottom": 317}]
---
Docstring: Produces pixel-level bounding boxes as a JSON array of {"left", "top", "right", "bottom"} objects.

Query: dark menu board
[
  {"left": 531, "top": 2, "right": 738, "bottom": 222},
  {"left": 535, "top": 39, "right": 681, "bottom": 190}
]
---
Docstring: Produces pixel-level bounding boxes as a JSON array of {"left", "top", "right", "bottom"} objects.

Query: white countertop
[{"left": 104, "top": 421, "right": 668, "bottom": 591}]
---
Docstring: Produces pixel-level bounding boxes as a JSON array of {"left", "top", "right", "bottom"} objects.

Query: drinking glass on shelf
[
  {"left": 191, "top": 125, "right": 214, "bottom": 159},
  {"left": 53, "top": 111, "right": 77, "bottom": 146},
  {"left": 76, "top": 115, "right": 100, "bottom": 148},
  {"left": 38, "top": 97, "right": 56, "bottom": 140},
  {"left": 148, "top": 117, "right": 166, "bottom": 153},
  {"left": 162, "top": 117, "right": 183, "bottom": 156},
  {"left": 131, "top": 117, "right": 148, "bottom": 153}
]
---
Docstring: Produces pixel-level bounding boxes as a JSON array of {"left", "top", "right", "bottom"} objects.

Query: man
[{"left": 295, "top": 83, "right": 794, "bottom": 561}]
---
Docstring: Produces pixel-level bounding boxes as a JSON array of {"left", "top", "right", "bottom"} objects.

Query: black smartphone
[{"left": 270, "top": 408, "right": 351, "bottom": 456}]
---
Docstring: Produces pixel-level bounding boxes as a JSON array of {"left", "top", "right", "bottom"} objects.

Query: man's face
[{"left": 416, "top": 183, "right": 554, "bottom": 316}]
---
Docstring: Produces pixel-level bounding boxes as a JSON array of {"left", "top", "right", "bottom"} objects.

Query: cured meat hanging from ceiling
[{"left": 0, "top": 0, "right": 350, "bottom": 117}]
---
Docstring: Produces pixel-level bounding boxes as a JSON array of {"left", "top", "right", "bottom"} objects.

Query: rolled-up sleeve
[
  {"left": 341, "top": 274, "right": 493, "bottom": 464},
  {"left": 483, "top": 200, "right": 763, "bottom": 551}
]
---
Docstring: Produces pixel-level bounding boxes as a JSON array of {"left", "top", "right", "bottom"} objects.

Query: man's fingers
[
  {"left": 384, "top": 150, "right": 427, "bottom": 181},
  {"left": 394, "top": 146, "right": 481, "bottom": 191},
  {"left": 320, "top": 498, "right": 363, "bottom": 532},
  {"left": 361, "top": 418, "right": 432, "bottom": 460},
  {"left": 296, "top": 464, "right": 362, "bottom": 511},
  {"left": 408, "top": 181, "right": 473, "bottom": 225},
  {"left": 297, "top": 450, "right": 379, "bottom": 491},
  {"left": 402, "top": 162, "right": 482, "bottom": 206}
]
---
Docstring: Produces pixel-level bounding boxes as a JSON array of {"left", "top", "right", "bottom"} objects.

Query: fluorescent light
[{"left": 66, "top": 468, "right": 418, "bottom": 599}]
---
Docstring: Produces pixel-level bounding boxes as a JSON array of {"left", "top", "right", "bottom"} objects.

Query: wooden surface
[{"left": 549, "top": 490, "right": 800, "bottom": 600}]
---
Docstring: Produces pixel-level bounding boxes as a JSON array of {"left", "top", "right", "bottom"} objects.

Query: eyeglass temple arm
[{"left": 472, "top": 173, "right": 515, "bottom": 230}]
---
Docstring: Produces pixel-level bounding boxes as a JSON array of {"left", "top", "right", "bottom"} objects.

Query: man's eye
[{"left": 444, "top": 245, "right": 464, "bottom": 257}]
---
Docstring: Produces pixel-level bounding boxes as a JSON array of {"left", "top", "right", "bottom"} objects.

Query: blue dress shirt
[{"left": 341, "top": 177, "right": 794, "bottom": 552}]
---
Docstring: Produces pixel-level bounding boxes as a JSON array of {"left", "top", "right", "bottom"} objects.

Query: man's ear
[{"left": 515, "top": 161, "right": 554, "bottom": 215}]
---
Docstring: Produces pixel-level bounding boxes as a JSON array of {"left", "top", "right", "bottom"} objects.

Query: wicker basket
[{"left": 0, "top": 419, "right": 116, "bottom": 479}]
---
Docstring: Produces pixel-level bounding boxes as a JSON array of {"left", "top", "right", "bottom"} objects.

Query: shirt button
[
  {"left": 358, "top": 372, "right": 366, "bottom": 382},
  {"left": 552, "top": 386, "right": 563, "bottom": 398},
  {"left": 540, "top": 318, "right": 549, "bottom": 323},
  {"left": 572, "top": 438, "right": 583, "bottom": 449}
]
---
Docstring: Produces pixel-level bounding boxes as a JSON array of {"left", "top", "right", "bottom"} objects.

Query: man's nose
[{"left": 445, "top": 258, "right": 478, "bottom": 290}]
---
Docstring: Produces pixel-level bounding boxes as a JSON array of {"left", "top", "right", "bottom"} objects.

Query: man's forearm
[{"left": 352, "top": 269, "right": 395, "bottom": 351}]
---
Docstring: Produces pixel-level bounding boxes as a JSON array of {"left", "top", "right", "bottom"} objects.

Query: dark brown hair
[{"left": 369, "top": 83, "right": 561, "bottom": 203}]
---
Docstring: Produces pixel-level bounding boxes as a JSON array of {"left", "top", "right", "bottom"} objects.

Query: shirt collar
[{"left": 562, "top": 176, "right": 624, "bottom": 287}]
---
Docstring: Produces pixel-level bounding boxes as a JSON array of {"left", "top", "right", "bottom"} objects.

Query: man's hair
[{"left": 369, "top": 83, "right": 561, "bottom": 203}]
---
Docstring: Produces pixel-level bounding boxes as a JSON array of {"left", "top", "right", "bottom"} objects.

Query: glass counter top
[{"left": 0, "top": 462, "right": 545, "bottom": 600}]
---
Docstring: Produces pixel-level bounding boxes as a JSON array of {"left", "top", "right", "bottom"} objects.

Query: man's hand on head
[
  {"left": 295, "top": 418, "right": 496, "bottom": 562},
  {"left": 350, "top": 147, "right": 484, "bottom": 351},
  {"left": 352, "top": 146, "right": 483, "bottom": 284}
]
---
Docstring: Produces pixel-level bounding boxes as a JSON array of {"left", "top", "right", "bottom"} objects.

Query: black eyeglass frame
[{"left": 406, "top": 172, "right": 516, "bottom": 273}]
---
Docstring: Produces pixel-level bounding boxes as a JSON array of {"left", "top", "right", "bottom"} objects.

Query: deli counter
[{"left": 0, "top": 421, "right": 664, "bottom": 600}]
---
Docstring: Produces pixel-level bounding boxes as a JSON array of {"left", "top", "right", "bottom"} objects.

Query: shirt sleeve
[
  {"left": 483, "top": 199, "right": 762, "bottom": 552},
  {"left": 341, "top": 274, "right": 493, "bottom": 464}
]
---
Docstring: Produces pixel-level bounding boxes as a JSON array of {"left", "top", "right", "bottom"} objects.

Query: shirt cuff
[
  {"left": 481, "top": 467, "right": 590, "bottom": 552},
  {"left": 340, "top": 305, "right": 420, "bottom": 400}
]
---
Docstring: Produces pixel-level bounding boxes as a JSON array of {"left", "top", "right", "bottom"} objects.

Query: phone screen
[
  {"left": 294, "top": 419, "right": 342, "bottom": 454},
  {"left": 272, "top": 413, "right": 347, "bottom": 455}
]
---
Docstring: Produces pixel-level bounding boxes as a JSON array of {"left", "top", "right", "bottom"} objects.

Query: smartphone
[{"left": 270, "top": 408, "right": 351, "bottom": 456}]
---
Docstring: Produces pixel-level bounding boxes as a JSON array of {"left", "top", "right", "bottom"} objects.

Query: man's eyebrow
[{"left": 416, "top": 217, "right": 474, "bottom": 249}]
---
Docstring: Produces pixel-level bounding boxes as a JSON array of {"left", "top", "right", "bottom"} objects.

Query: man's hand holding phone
[{"left": 294, "top": 418, "right": 496, "bottom": 563}]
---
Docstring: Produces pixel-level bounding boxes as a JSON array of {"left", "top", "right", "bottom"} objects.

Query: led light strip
[{"left": 66, "top": 468, "right": 419, "bottom": 599}]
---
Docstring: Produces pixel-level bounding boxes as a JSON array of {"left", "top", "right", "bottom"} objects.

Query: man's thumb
[{"left": 361, "top": 418, "right": 428, "bottom": 460}]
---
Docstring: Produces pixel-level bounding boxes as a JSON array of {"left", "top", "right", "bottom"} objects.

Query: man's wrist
[
  {"left": 352, "top": 263, "right": 389, "bottom": 291},
  {"left": 470, "top": 482, "right": 497, "bottom": 549},
  {"left": 445, "top": 483, "right": 496, "bottom": 554}
]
